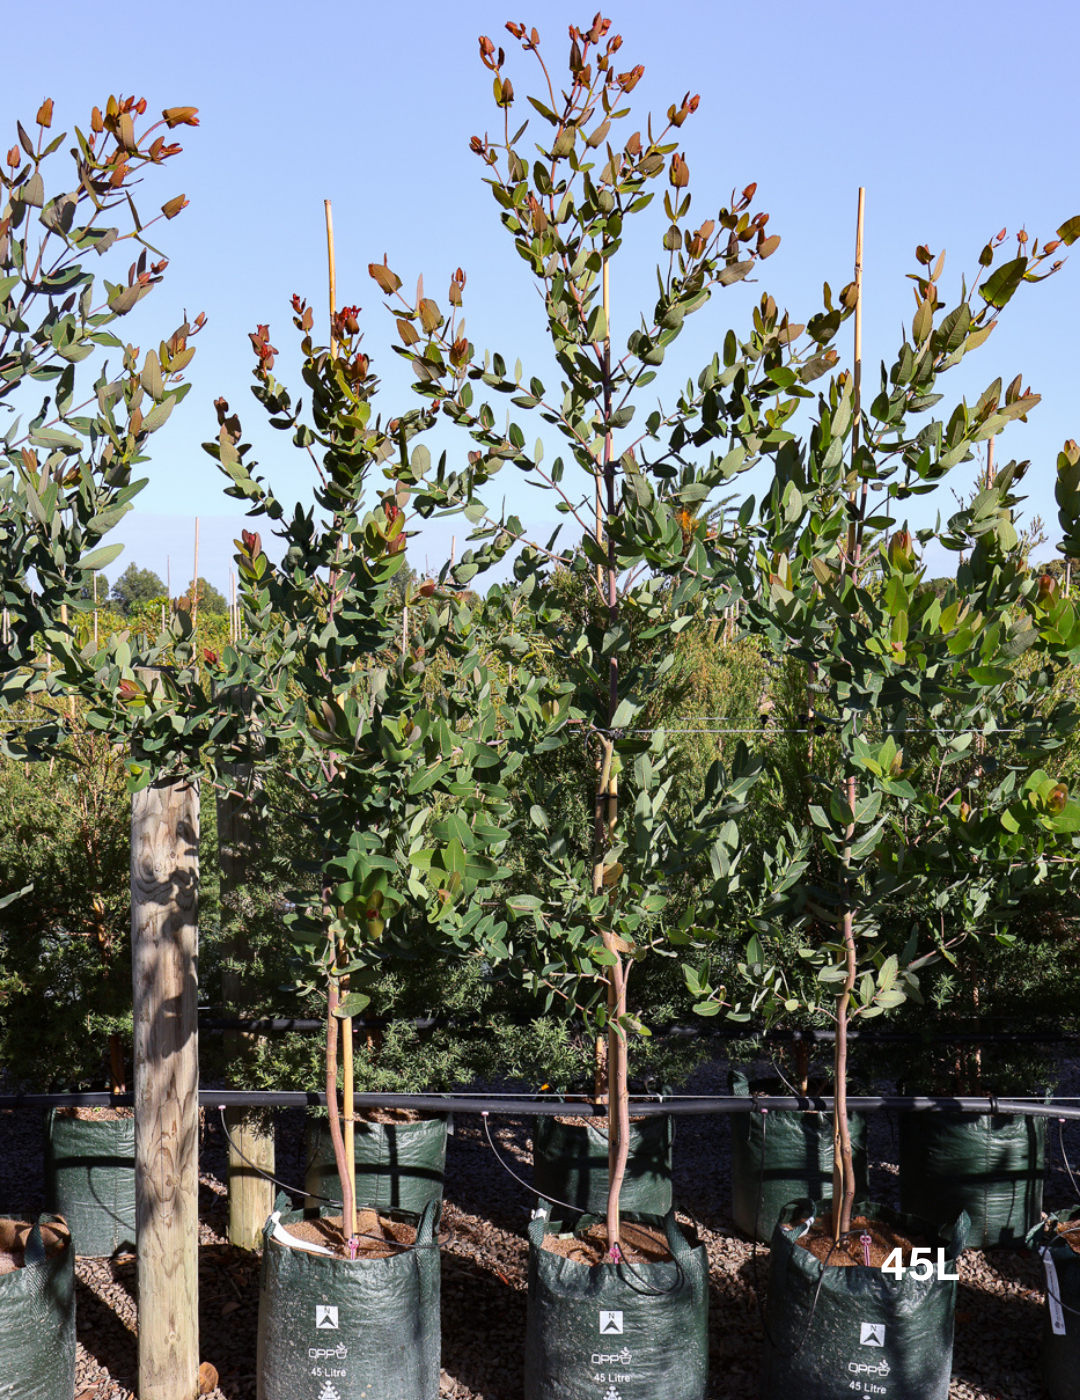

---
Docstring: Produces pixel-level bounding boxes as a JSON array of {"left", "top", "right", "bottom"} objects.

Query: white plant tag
[
  {"left": 1041, "top": 1246, "right": 1067, "bottom": 1336},
  {"left": 267, "top": 1210, "right": 336, "bottom": 1257}
]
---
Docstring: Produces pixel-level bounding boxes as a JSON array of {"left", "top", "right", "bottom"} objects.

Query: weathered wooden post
[
  {"left": 217, "top": 744, "right": 274, "bottom": 1251},
  {"left": 131, "top": 672, "right": 200, "bottom": 1399}
]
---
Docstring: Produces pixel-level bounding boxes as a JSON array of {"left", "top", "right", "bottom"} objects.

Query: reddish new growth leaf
[
  {"left": 478, "top": 36, "right": 504, "bottom": 71},
  {"left": 249, "top": 324, "right": 277, "bottom": 375},
  {"left": 36, "top": 99, "right": 53, "bottom": 129},
  {"left": 215, "top": 397, "right": 242, "bottom": 444},
  {"left": 241, "top": 529, "right": 262, "bottom": 558},
  {"left": 334, "top": 305, "right": 361, "bottom": 337},
  {"left": 669, "top": 153, "right": 689, "bottom": 189},
  {"left": 669, "top": 93, "right": 699, "bottom": 128},
  {"left": 203, "top": 648, "right": 219, "bottom": 666},
  {"left": 162, "top": 106, "right": 200, "bottom": 129},
  {"left": 291, "top": 294, "right": 315, "bottom": 333},
  {"left": 369, "top": 258, "right": 402, "bottom": 296}
]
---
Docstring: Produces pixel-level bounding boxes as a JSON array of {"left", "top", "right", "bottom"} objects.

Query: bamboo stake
[
  {"left": 325, "top": 199, "right": 338, "bottom": 359},
  {"left": 323, "top": 195, "right": 358, "bottom": 1248},
  {"left": 93, "top": 572, "right": 98, "bottom": 646},
  {"left": 847, "top": 187, "right": 866, "bottom": 570},
  {"left": 833, "top": 187, "right": 865, "bottom": 1244},
  {"left": 192, "top": 518, "right": 200, "bottom": 627},
  {"left": 596, "top": 259, "right": 609, "bottom": 593}
]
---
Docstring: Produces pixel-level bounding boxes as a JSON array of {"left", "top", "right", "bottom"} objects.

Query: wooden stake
[
  {"left": 833, "top": 188, "right": 865, "bottom": 1243},
  {"left": 596, "top": 259, "right": 610, "bottom": 591},
  {"left": 131, "top": 677, "right": 200, "bottom": 1398},
  {"left": 325, "top": 199, "right": 338, "bottom": 356},
  {"left": 192, "top": 518, "right": 200, "bottom": 627},
  {"left": 847, "top": 187, "right": 866, "bottom": 570},
  {"left": 218, "top": 698, "right": 273, "bottom": 1252},
  {"left": 108, "top": 1031, "right": 126, "bottom": 1095},
  {"left": 324, "top": 196, "right": 356, "bottom": 1243},
  {"left": 93, "top": 573, "right": 98, "bottom": 647},
  {"left": 987, "top": 435, "right": 996, "bottom": 487}
]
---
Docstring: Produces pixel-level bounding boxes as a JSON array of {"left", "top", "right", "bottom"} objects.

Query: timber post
[
  {"left": 131, "top": 668, "right": 200, "bottom": 1399},
  {"left": 216, "top": 701, "right": 274, "bottom": 1251}
]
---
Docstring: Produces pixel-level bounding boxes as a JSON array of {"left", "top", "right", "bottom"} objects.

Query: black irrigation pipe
[
  {"left": 199, "top": 1016, "right": 1080, "bottom": 1047},
  {"left": 4, "top": 1089, "right": 1080, "bottom": 1119}
]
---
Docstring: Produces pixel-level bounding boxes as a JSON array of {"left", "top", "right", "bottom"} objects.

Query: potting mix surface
[
  {"left": 0, "top": 1055, "right": 1073, "bottom": 1400},
  {"left": 540, "top": 1218, "right": 672, "bottom": 1265},
  {"left": 282, "top": 1210, "right": 417, "bottom": 1259},
  {"left": 793, "top": 1213, "right": 924, "bottom": 1267}
]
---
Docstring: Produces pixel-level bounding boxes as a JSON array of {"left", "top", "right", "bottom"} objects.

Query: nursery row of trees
[{"left": 3, "top": 17, "right": 1080, "bottom": 1271}]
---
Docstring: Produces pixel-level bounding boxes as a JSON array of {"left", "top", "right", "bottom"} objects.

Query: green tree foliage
[
  {"left": 0, "top": 93, "right": 202, "bottom": 761},
  {"left": 366, "top": 13, "right": 1080, "bottom": 1251},
  {"left": 370, "top": 13, "right": 860, "bottom": 1252},
  {"left": 203, "top": 292, "right": 559, "bottom": 1244},
  {"left": 683, "top": 221, "right": 1080, "bottom": 1236},
  {"left": 110, "top": 562, "right": 166, "bottom": 614},
  {"left": 0, "top": 713, "right": 132, "bottom": 1087}
]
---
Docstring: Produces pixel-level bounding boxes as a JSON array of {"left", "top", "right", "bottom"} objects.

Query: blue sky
[{"left": 8, "top": 0, "right": 1080, "bottom": 591}]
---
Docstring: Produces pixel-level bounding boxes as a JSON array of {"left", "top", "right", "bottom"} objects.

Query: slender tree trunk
[
  {"left": 832, "top": 770, "right": 859, "bottom": 1243},
  {"left": 832, "top": 908, "right": 858, "bottom": 1243},
  {"left": 593, "top": 1034, "right": 608, "bottom": 1103},
  {"left": 325, "top": 979, "right": 354, "bottom": 1251}
]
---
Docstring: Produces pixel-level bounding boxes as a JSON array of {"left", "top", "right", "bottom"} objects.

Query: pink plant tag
[{"left": 860, "top": 1232, "right": 872, "bottom": 1266}]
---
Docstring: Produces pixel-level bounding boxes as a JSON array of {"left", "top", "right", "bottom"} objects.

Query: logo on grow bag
[
  {"left": 315, "top": 1305, "right": 339, "bottom": 1330},
  {"left": 317, "top": 1385, "right": 340, "bottom": 1400},
  {"left": 602, "top": 1388, "right": 622, "bottom": 1400},
  {"left": 849, "top": 1360, "right": 891, "bottom": 1378},
  {"left": 859, "top": 1323, "right": 886, "bottom": 1347},
  {"left": 599, "top": 1311, "right": 624, "bottom": 1334}
]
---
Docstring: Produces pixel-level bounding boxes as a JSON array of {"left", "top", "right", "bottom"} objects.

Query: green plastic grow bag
[
  {"left": 43, "top": 1108, "right": 136, "bottom": 1258},
  {"left": 1028, "top": 1206, "right": 1080, "bottom": 1400},
  {"left": 304, "top": 1113, "right": 447, "bottom": 1216},
  {"left": 533, "top": 1112, "right": 673, "bottom": 1215},
  {"left": 524, "top": 1203, "right": 708, "bottom": 1400},
  {"left": 0, "top": 1216, "right": 76, "bottom": 1400},
  {"left": 729, "top": 1071, "right": 867, "bottom": 1243},
  {"left": 898, "top": 1108, "right": 1044, "bottom": 1248},
  {"left": 256, "top": 1194, "right": 441, "bottom": 1400},
  {"left": 760, "top": 1199, "right": 968, "bottom": 1400}
]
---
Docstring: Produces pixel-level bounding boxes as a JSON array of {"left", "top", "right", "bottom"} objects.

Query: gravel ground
[{"left": 0, "top": 1052, "right": 1076, "bottom": 1399}]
